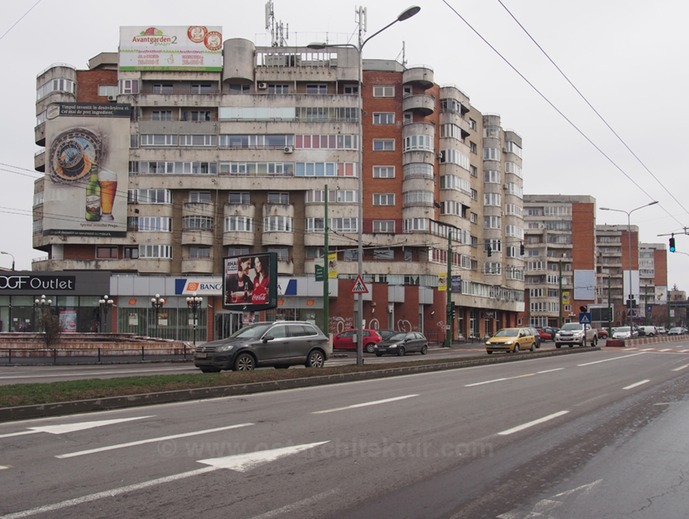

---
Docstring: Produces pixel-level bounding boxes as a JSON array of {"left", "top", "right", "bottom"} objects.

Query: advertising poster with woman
[{"left": 222, "top": 252, "right": 277, "bottom": 311}]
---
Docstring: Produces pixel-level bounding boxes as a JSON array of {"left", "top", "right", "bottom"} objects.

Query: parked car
[
  {"left": 637, "top": 325, "right": 657, "bottom": 337},
  {"left": 527, "top": 327, "right": 542, "bottom": 348},
  {"left": 485, "top": 327, "right": 536, "bottom": 354},
  {"left": 543, "top": 326, "right": 559, "bottom": 337},
  {"left": 597, "top": 328, "right": 609, "bottom": 339},
  {"left": 194, "top": 321, "right": 331, "bottom": 372},
  {"left": 554, "top": 323, "right": 598, "bottom": 348},
  {"left": 656, "top": 326, "right": 667, "bottom": 334},
  {"left": 612, "top": 326, "right": 638, "bottom": 340},
  {"left": 375, "top": 329, "right": 398, "bottom": 340},
  {"left": 668, "top": 327, "right": 685, "bottom": 335},
  {"left": 333, "top": 328, "right": 383, "bottom": 353},
  {"left": 374, "top": 331, "right": 428, "bottom": 356},
  {"left": 535, "top": 327, "right": 552, "bottom": 341}
]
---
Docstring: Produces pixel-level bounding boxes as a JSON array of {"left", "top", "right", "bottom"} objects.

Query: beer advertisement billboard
[
  {"left": 43, "top": 103, "right": 130, "bottom": 237},
  {"left": 223, "top": 252, "right": 278, "bottom": 311}
]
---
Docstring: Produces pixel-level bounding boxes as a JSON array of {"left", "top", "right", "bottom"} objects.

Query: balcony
[
  {"left": 402, "top": 94, "right": 435, "bottom": 116},
  {"left": 403, "top": 66, "right": 434, "bottom": 90},
  {"left": 181, "top": 257, "right": 215, "bottom": 274},
  {"left": 181, "top": 230, "right": 215, "bottom": 246},
  {"left": 34, "top": 150, "right": 46, "bottom": 172}
]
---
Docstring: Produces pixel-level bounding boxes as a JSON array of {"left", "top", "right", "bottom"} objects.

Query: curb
[{"left": 0, "top": 347, "right": 597, "bottom": 423}]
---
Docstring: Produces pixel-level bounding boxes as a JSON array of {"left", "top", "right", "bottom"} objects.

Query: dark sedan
[{"left": 374, "top": 331, "right": 428, "bottom": 357}]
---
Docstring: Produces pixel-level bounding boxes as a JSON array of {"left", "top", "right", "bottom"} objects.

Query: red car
[
  {"left": 536, "top": 327, "right": 553, "bottom": 341},
  {"left": 333, "top": 329, "right": 383, "bottom": 353}
]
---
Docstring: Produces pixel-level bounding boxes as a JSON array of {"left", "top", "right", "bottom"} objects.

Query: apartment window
[
  {"left": 189, "top": 191, "right": 212, "bottom": 203},
  {"left": 183, "top": 216, "right": 214, "bottom": 231},
  {"left": 128, "top": 189, "right": 171, "bottom": 204},
  {"left": 267, "top": 247, "right": 289, "bottom": 261},
  {"left": 152, "top": 110, "right": 172, "bottom": 121},
  {"left": 483, "top": 148, "right": 501, "bottom": 161},
  {"left": 373, "top": 112, "right": 395, "bottom": 125},
  {"left": 372, "top": 220, "right": 395, "bottom": 233},
  {"left": 373, "top": 166, "right": 395, "bottom": 178},
  {"left": 373, "top": 193, "right": 395, "bottom": 206},
  {"left": 267, "top": 192, "right": 289, "bottom": 205},
  {"left": 228, "top": 192, "right": 250, "bottom": 204},
  {"left": 188, "top": 246, "right": 211, "bottom": 258},
  {"left": 124, "top": 247, "right": 139, "bottom": 259},
  {"left": 468, "top": 118, "right": 476, "bottom": 130},
  {"left": 469, "top": 141, "right": 478, "bottom": 154},
  {"left": 264, "top": 216, "right": 293, "bottom": 232},
  {"left": 306, "top": 84, "right": 327, "bottom": 94},
  {"left": 96, "top": 247, "right": 118, "bottom": 259},
  {"left": 119, "top": 79, "right": 139, "bottom": 94},
  {"left": 224, "top": 216, "right": 253, "bottom": 232},
  {"left": 180, "top": 134, "right": 216, "bottom": 146},
  {"left": 139, "top": 245, "right": 173, "bottom": 259},
  {"left": 138, "top": 217, "right": 172, "bottom": 232},
  {"left": 484, "top": 170, "right": 501, "bottom": 183},
  {"left": 183, "top": 110, "right": 212, "bottom": 122},
  {"left": 343, "top": 84, "right": 359, "bottom": 95},
  {"left": 228, "top": 84, "right": 250, "bottom": 94},
  {"left": 152, "top": 83, "right": 173, "bottom": 94},
  {"left": 140, "top": 134, "right": 177, "bottom": 146},
  {"left": 373, "top": 139, "right": 395, "bottom": 151},
  {"left": 191, "top": 83, "right": 213, "bottom": 94},
  {"left": 373, "top": 85, "right": 395, "bottom": 97},
  {"left": 268, "top": 84, "right": 289, "bottom": 94}
]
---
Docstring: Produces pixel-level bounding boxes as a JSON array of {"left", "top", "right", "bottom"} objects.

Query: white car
[
  {"left": 554, "top": 323, "right": 598, "bottom": 348},
  {"left": 612, "top": 326, "right": 638, "bottom": 339}
]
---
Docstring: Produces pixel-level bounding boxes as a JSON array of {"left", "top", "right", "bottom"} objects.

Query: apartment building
[
  {"left": 639, "top": 243, "right": 668, "bottom": 323},
  {"left": 21, "top": 26, "right": 526, "bottom": 341},
  {"left": 522, "top": 195, "right": 596, "bottom": 328}
]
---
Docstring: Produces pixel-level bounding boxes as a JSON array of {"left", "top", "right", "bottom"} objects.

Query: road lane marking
[
  {"left": 0, "top": 416, "right": 154, "bottom": 439},
  {"left": 247, "top": 489, "right": 339, "bottom": 519},
  {"left": 577, "top": 352, "right": 646, "bottom": 366},
  {"left": 660, "top": 348, "right": 673, "bottom": 352},
  {"left": 56, "top": 423, "right": 254, "bottom": 459},
  {"left": 312, "top": 394, "right": 418, "bottom": 414},
  {"left": 465, "top": 372, "right": 536, "bottom": 387},
  {"left": 672, "top": 363, "right": 689, "bottom": 372},
  {"left": 623, "top": 379, "right": 650, "bottom": 390},
  {"left": 3, "top": 442, "right": 330, "bottom": 519},
  {"left": 498, "top": 410, "right": 569, "bottom": 436},
  {"left": 537, "top": 368, "right": 565, "bottom": 374},
  {"left": 198, "top": 441, "right": 329, "bottom": 472}
]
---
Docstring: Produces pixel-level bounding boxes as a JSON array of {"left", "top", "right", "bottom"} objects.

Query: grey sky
[{"left": 1, "top": 0, "right": 687, "bottom": 293}]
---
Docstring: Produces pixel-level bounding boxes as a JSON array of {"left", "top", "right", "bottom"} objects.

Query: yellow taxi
[{"left": 485, "top": 327, "right": 536, "bottom": 354}]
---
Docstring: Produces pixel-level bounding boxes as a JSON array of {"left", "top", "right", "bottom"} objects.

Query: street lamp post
[
  {"left": 186, "top": 292, "right": 203, "bottom": 347},
  {"left": 150, "top": 294, "right": 165, "bottom": 338},
  {"left": 1, "top": 251, "right": 15, "bottom": 330},
  {"left": 309, "top": 5, "right": 420, "bottom": 367},
  {"left": 601, "top": 201, "right": 658, "bottom": 332},
  {"left": 98, "top": 295, "right": 114, "bottom": 333},
  {"left": 33, "top": 294, "right": 52, "bottom": 332}
]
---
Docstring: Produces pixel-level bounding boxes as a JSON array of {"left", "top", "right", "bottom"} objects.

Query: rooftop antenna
[{"left": 265, "top": 0, "right": 289, "bottom": 47}]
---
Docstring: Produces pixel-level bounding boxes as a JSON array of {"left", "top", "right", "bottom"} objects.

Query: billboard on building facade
[
  {"left": 223, "top": 253, "right": 278, "bottom": 311},
  {"left": 119, "top": 26, "right": 223, "bottom": 71},
  {"left": 43, "top": 103, "right": 130, "bottom": 237}
]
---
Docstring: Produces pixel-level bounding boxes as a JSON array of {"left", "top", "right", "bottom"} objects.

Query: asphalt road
[{"left": 2, "top": 346, "right": 689, "bottom": 518}]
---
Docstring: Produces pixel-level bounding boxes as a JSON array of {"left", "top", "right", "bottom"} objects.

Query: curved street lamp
[
  {"left": 0, "top": 251, "right": 15, "bottom": 271},
  {"left": 600, "top": 201, "right": 658, "bottom": 331},
  {"left": 308, "top": 6, "right": 421, "bottom": 366}
]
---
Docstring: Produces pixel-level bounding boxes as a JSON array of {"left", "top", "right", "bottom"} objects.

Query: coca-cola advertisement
[{"left": 222, "top": 252, "right": 277, "bottom": 311}]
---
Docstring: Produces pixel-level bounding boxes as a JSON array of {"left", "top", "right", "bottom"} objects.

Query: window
[
  {"left": 188, "top": 246, "right": 211, "bottom": 258},
  {"left": 152, "top": 83, "right": 173, "bottom": 94},
  {"left": 373, "top": 193, "right": 395, "bottom": 206},
  {"left": 306, "top": 84, "right": 327, "bottom": 94},
  {"left": 373, "top": 112, "right": 395, "bottom": 125},
  {"left": 483, "top": 148, "right": 501, "bottom": 161},
  {"left": 373, "top": 139, "right": 395, "bottom": 151},
  {"left": 267, "top": 192, "right": 289, "bottom": 205},
  {"left": 140, "top": 134, "right": 177, "bottom": 146},
  {"left": 183, "top": 216, "right": 214, "bottom": 231},
  {"left": 152, "top": 110, "right": 172, "bottom": 121},
  {"left": 183, "top": 110, "right": 212, "bottom": 122},
  {"left": 469, "top": 141, "right": 478, "bottom": 154},
  {"left": 373, "top": 166, "right": 395, "bottom": 178},
  {"left": 267, "top": 247, "right": 289, "bottom": 261},
  {"left": 124, "top": 247, "right": 139, "bottom": 259},
  {"left": 191, "top": 83, "right": 213, "bottom": 94},
  {"left": 228, "top": 84, "right": 250, "bottom": 94},
  {"left": 189, "top": 191, "right": 212, "bottom": 203},
  {"left": 373, "top": 85, "right": 395, "bottom": 97},
  {"left": 268, "top": 84, "right": 289, "bottom": 94},
  {"left": 373, "top": 220, "right": 395, "bottom": 233},
  {"left": 128, "top": 189, "right": 171, "bottom": 204},
  {"left": 139, "top": 245, "right": 173, "bottom": 259},
  {"left": 263, "top": 216, "right": 293, "bottom": 232},
  {"left": 228, "top": 192, "right": 250, "bottom": 204},
  {"left": 224, "top": 216, "right": 253, "bottom": 232},
  {"left": 96, "top": 247, "right": 118, "bottom": 259}
]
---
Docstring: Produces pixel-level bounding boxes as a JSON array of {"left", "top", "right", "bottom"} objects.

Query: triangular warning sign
[{"left": 351, "top": 275, "right": 369, "bottom": 294}]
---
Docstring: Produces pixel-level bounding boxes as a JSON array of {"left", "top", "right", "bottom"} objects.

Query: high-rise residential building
[
  {"left": 639, "top": 243, "right": 668, "bottom": 323},
  {"left": 522, "top": 195, "right": 596, "bottom": 328},
  {"left": 26, "top": 27, "right": 526, "bottom": 341}
]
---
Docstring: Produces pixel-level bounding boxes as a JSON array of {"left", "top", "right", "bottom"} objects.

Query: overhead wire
[
  {"left": 440, "top": 0, "right": 686, "bottom": 231},
  {"left": 495, "top": 0, "right": 689, "bottom": 227}
]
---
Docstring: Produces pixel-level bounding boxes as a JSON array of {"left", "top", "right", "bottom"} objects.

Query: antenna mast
[{"left": 265, "top": 0, "right": 289, "bottom": 47}]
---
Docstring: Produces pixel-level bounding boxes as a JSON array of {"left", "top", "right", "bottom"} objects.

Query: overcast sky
[{"left": 2, "top": 0, "right": 688, "bottom": 293}]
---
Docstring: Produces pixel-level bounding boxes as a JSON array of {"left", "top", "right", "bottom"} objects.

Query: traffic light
[
  {"left": 580, "top": 305, "right": 588, "bottom": 313},
  {"left": 669, "top": 235, "right": 676, "bottom": 253},
  {"left": 520, "top": 242, "right": 525, "bottom": 255}
]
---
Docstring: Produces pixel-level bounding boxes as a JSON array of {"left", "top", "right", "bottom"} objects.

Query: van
[{"left": 638, "top": 325, "right": 657, "bottom": 337}]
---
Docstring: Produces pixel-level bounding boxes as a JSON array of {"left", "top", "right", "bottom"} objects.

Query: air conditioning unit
[
  {"left": 283, "top": 146, "right": 294, "bottom": 154},
  {"left": 107, "top": 95, "right": 117, "bottom": 102},
  {"left": 257, "top": 82, "right": 268, "bottom": 90}
]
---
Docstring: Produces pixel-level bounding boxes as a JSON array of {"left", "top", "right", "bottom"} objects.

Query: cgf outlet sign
[{"left": 0, "top": 274, "right": 75, "bottom": 292}]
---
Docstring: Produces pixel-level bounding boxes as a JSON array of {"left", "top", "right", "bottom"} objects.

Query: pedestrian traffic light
[
  {"left": 669, "top": 235, "right": 676, "bottom": 252},
  {"left": 520, "top": 242, "right": 525, "bottom": 255}
]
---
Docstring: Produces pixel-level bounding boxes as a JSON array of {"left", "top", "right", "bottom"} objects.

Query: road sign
[
  {"left": 579, "top": 312, "right": 592, "bottom": 324},
  {"left": 351, "top": 275, "right": 369, "bottom": 294}
]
